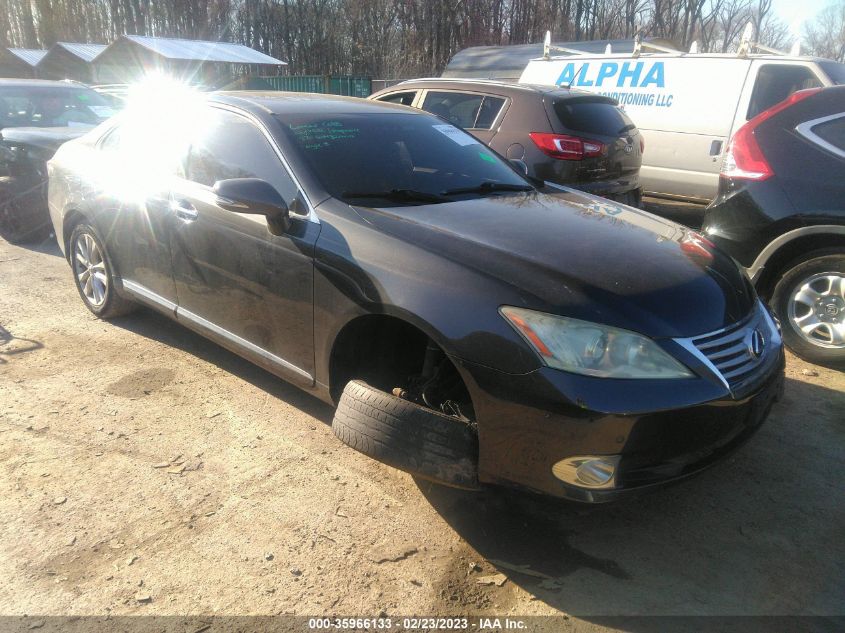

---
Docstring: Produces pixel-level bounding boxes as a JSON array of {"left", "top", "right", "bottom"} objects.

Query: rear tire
[
  {"left": 332, "top": 380, "right": 479, "bottom": 490},
  {"left": 69, "top": 223, "right": 137, "bottom": 319},
  {"left": 770, "top": 251, "right": 845, "bottom": 366}
]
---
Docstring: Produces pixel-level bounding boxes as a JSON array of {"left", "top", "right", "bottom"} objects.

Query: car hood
[
  {"left": 0, "top": 126, "right": 90, "bottom": 151},
  {"left": 352, "top": 190, "right": 755, "bottom": 338}
]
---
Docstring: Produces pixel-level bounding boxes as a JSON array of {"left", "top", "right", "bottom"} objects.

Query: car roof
[
  {"left": 0, "top": 78, "right": 93, "bottom": 89},
  {"left": 374, "top": 77, "right": 599, "bottom": 99},
  {"left": 212, "top": 91, "right": 427, "bottom": 116}
]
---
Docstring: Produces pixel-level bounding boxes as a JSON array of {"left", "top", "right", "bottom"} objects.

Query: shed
[
  {"left": 442, "top": 38, "right": 679, "bottom": 80},
  {"left": 37, "top": 42, "right": 107, "bottom": 82},
  {"left": 0, "top": 48, "right": 47, "bottom": 78},
  {"left": 92, "top": 35, "right": 287, "bottom": 87}
]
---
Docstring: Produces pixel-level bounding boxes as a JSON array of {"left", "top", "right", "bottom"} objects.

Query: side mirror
[
  {"left": 509, "top": 158, "right": 529, "bottom": 175},
  {"left": 213, "top": 178, "right": 290, "bottom": 233}
]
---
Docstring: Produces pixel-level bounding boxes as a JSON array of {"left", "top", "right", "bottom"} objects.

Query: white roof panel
[{"left": 123, "top": 35, "right": 286, "bottom": 65}]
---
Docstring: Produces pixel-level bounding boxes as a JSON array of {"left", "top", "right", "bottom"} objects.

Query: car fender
[
  {"left": 311, "top": 207, "right": 542, "bottom": 396},
  {"left": 748, "top": 224, "right": 845, "bottom": 281}
]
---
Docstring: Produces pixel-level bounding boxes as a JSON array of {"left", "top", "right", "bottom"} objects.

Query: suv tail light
[
  {"left": 529, "top": 132, "right": 606, "bottom": 160},
  {"left": 722, "top": 87, "right": 822, "bottom": 181}
]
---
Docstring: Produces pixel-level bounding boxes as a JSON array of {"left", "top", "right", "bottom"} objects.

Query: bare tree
[
  {"left": 0, "top": 0, "right": 831, "bottom": 78},
  {"left": 714, "top": 0, "right": 750, "bottom": 52},
  {"left": 804, "top": 1, "right": 845, "bottom": 61}
]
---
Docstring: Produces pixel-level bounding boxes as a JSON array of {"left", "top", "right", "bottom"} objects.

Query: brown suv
[{"left": 370, "top": 78, "right": 643, "bottom": 205}]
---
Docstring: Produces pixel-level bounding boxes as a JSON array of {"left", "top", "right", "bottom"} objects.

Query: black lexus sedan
[
  {"left": 703, "top": 86, "right": 845, "bottom": 366},
  {"left": 48, "top": 92, "right": 783, "bottom": 502}
]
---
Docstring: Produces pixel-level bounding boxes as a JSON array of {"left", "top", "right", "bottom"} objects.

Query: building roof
[
  {"left": 6, "top": 48, "right": 48, "bottom": 66},
  {"left": 49, "top": 42, "right": 108, "bottom": 62},
  {"left": 120, "top": 35, "right": 286, "bottom": 65}
]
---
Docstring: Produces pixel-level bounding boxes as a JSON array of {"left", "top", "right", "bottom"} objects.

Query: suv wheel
[
  {"left": 770, "top": 251, "right": 845, "bottom": 366},
  {"left": 69, "top": 223, "right": 137, "bottom": 319}
]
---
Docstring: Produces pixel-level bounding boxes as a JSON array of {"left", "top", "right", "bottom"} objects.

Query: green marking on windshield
[
  {"left": 478, "top": 152, "right": 496, "bottom": 163},
  {"left": 76, "top": 93, "right": 91, "bottom": 101},
  {"left": 290, "top": 120, "right": 360, "bottom": 150}
]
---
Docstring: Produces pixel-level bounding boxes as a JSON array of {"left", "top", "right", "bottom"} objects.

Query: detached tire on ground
[{"left": 332, "top": 380, "right": 479, "bottom": 490}]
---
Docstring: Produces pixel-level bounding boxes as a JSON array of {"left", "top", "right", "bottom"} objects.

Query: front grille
[{"left": 689, "top": 307, "right": 767, "bottom": 388}]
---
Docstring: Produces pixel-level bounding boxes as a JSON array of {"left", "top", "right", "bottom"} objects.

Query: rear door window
[
  {"left": 552, "top": 100, "right": 635, "bottom": 136},
  {"left": 747, "top": 65, "right": 822, "bottom": 119},
  {"left": 97, "top": 119, "right": 186, "bottom": 178},
  {"left": 377, "top": 91, "right": 417, "bottom": 106},
  {"left": 421, "top": 91, "right": 505, "bottom": 130},
  {"left": 799, "top": 113, "right": 845, "bottom": 158},
  {"left": 474, "top": 96, "right": 506, "bottom": 128},
  {"left": 813, "top": 116, "right": 845, "bottom": 151}
]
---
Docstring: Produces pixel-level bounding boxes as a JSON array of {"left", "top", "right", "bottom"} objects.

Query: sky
[{"left": 771, "top": 0, "right": 836, "bottom": 37}]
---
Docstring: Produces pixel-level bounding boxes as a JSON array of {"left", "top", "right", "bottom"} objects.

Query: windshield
[
  {"left": 0, "top": 86, "right": 116, "bottom": 129},
  {"left": 276, "top": 112, "right": 532, "bottom": 206},
  {"left": 819, "top": 61, "right": 845, "bottom": 85}
]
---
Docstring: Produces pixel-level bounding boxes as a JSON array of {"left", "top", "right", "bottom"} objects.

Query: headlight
[{"left": 500, "top": 306, "right": 694, "bottom": 379}]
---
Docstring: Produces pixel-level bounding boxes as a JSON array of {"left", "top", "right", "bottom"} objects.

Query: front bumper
[{"left": 457, "top": 346, "right": 784, "bottom": 503}]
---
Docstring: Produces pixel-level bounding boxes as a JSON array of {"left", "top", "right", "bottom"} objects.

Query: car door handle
[
  {"left": 171, "top": 199, "right": 198, "bottom": 221},
  {"left": 709, "top": 140, "right": 723, "bottom": 157}
]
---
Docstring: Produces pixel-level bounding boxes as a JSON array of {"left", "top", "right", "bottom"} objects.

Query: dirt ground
[{"left": 0, "top": 233, "right": 843, "bottom": 630}]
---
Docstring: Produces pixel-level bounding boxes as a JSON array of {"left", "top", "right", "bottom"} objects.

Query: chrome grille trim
[{"left": 674, "top": 302, "right": 778, "bottom": 394}]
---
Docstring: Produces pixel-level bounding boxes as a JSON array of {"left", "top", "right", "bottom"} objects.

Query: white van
[{"left": 520, "top": 43, "right": 845, "bottom": 202}]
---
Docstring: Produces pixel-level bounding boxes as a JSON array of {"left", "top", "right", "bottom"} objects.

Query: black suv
[
  {"left": 370, "top": 79, "right": 643, "bottom": 206},
  {"left": 49, "top": 92, "right": 782, "bottom": 502},
  {"left": 703, "top": 86, "right": 845, "bottom": 366}
]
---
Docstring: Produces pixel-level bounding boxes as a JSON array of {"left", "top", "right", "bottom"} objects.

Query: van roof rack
[
  {"left": 542, "top": 32, "right": 595, "bottom": 59},
  {"left": 632, "top": 31, "right": 683, "bottom": 57},
  {"left": 542, "top": 30, "right": 684, "bottom": 60},
  {"left": 737, "top": 22, "right": 801, "bottom": 57},
  {"left": 540, "top": 24, "right": 801, "bottom": 61}
]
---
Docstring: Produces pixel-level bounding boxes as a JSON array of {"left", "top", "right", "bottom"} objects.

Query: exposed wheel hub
[{"left": 817, "top": 296, "right": 843, "bottom": 321}]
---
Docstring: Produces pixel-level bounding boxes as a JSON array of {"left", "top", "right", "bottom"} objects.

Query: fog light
[{"left": 552, "top": 455, "right": 621, "bottom": 489}]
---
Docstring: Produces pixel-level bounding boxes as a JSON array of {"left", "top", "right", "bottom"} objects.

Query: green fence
[{"left": 260, "top": 75, "right": 372, "bottom": 97}]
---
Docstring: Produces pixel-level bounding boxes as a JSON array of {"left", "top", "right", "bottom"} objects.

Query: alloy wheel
[
  {"left": 787, "top": 272, "right": 845, "bottom": 349},
  {"left": 73, "top": 232, "right": 108, "bottom": 308}
]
